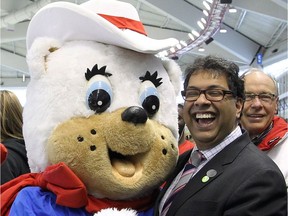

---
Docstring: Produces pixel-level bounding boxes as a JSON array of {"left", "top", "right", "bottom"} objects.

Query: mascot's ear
[
  {"left": 26, "top": 37, "right": 62, "bottom": 79},
  {"left": 161, "top": 58, "right": 182, "bottom": 95}
]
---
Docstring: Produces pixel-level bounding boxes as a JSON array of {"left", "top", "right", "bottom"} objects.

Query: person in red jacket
[{"left": 240, "top": 68, "right": 288, "bottom": 188}]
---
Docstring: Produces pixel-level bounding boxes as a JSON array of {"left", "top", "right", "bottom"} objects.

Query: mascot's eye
[
  {"left": 86, "top": 75, "right": 112, "bottom": 113},
  {"left": 139, "top": 80, "right": 160, "bottom": 117}
]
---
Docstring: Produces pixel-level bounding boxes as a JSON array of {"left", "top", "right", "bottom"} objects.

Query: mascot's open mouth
[{"left": 109, "top": 148, "right": 142, "bottom": 178}]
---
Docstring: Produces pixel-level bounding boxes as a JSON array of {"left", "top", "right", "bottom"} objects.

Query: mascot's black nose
[{"left": 121, "top": 106, "right": 148, "bottom": 124}]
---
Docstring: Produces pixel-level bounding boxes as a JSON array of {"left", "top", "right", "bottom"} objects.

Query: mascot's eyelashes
[
  {"left": 85, "top": 64, "right": 112, "bottom": 81},
  {"left": 139, "top": 71, "right": 162, "bottom": 87}
]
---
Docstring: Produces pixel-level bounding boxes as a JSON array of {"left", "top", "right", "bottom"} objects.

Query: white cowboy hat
[{"left": 26, "top": 0, "right": 179, "bottom": 53}]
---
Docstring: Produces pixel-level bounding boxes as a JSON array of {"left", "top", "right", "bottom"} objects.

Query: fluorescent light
[
  {"left": 229, "top": 8, "right": 237, "bottom": 13},
  {"left": 192, "top": 30, "right": 200, "bottom": 37},
  {"left": 180, "top": 40, "right": 187, "bottom": 47},
  {"left": 219, "top": 28, "right": 227, "bottom": 33},
  {"left": 198, "top": 47, "right": 205, "bottom": 52},
  {"left": 203, "top": 10, "right": 209, "bottom": 16},
  {"left": 176, "top": 43, "right": 182, "bottom": 49},
  {"left": 170, "top": 47, "right": 175, "bottom": 53},
  {"left": 201, "top": 18, "right": 207, "bottom": 24},
  {"left": 188, "top": 33, "right": 195, "bottom": 40},
  {"left": 197, "top": 21, "right": 205, "bottom": 30},
  {"left": 203, "top": 1, "right": 211, "bottom": 11}
]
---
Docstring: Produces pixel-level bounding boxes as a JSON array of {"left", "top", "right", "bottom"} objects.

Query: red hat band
[{"left": 99, "top": 14, "right": 147, "bottom": 36}]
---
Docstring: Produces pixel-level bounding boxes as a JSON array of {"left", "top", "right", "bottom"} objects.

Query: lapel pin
[
  {"left": 206, "top": 169, "right": 217, "bottom": 178},
  {"left": 202, "top": 175, "right": 209, "bottom": 183}
]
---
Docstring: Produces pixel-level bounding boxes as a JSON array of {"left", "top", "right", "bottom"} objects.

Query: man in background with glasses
[
  {"left": 155, "top": 56, "right": 286, "bottom": 216},
  {"left": 240, "top": 68, "right": 288, "bottom": 190}
]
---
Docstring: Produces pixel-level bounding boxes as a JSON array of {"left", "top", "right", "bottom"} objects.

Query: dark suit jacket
[{"left": 154, "top": 131, "right": 287, "bottom": 216}]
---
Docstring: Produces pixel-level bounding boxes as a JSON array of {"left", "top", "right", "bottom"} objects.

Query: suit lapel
[
  {"left": 166, "top": 131, "right": 251, "bottom": 216},
  {"left": 167, "top": 162, "right": 224, "bottom": 216}
]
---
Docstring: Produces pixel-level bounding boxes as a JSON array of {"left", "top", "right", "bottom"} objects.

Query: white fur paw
[{"left": 93, "top": 208, "right": 138, "bottom": 216}]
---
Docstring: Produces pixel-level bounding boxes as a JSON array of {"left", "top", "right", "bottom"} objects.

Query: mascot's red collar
[{"left": 0, "top": 162, "right": 157, "bottom": 216}]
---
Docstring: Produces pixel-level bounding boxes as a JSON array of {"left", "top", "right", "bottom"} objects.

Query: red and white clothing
[{"left": 255, "top": 116, "right": 288, "bottom": 189}]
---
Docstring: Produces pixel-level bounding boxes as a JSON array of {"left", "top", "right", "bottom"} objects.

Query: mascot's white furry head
[{"left": 12, "top": 0, "right": 182, "bottom": 214}]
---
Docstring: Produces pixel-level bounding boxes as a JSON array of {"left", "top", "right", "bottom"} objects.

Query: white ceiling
[{"left": 1, "top": 0, "right": 287, "bottom": 87}]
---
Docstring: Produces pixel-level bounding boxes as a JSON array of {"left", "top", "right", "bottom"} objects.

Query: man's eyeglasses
[
  {"left": 244, "top": 93, "right": 276, "bottom": 104},
  {"left": 181, "top": 89, "right": 233, "bottom": 102}
]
